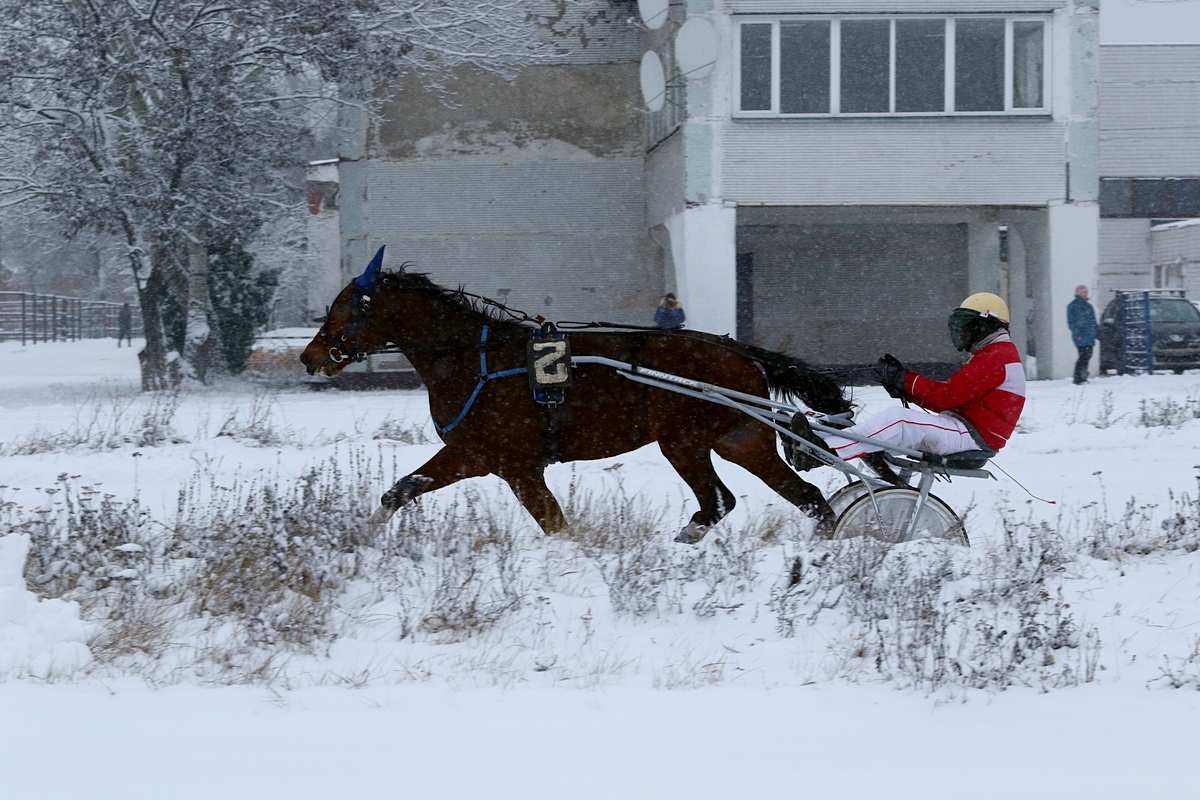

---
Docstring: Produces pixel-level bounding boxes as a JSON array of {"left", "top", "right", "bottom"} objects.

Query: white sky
[{"left": 1102, "top": 0, "right": 1200, "bottom": 44}]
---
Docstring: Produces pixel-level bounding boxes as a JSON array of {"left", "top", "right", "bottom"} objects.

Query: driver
[{"left": 790, "top": 293, "right": 1026, "bottom": 467}]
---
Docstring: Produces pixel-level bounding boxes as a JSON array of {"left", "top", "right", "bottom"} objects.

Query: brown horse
[{"left": 300, "top": 249, "right": 852, "bottom": 543}]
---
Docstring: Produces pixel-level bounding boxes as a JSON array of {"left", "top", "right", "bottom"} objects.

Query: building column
[
  {"left": 1009, "top": 210, "right": 1050, "bottom": 378},
  {"left": 1006, "top": 226, "right": 1034, "bottom": 377},
  {"left": 1046, "top": 202, "right": 1100, "bottom": 379},
  {"left": 663, "top": 203, "right": 738, "bottom": 337},
  {"left": 305, "top": 161, "right": 343, "bottom": 323}
]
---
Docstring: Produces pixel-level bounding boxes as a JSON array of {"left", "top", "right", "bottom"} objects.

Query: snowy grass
[
  {"left": 3, "top": 341, "right": 1200, "bottom": 698},
  {"left": 0, "top": 385, "right": 185, "bottom": 455},
  {"left": 5, "top": 436, "right": 1199, "bottom": 697}
]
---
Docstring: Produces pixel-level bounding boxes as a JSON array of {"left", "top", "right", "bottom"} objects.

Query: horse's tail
[{"left": 743, "top": 344, "right": 851, "bottom": 415}]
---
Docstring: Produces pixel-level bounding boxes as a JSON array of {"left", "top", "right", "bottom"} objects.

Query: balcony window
[
  {"left": 735, "top": 16, "right": 1050, "bottom": 117},
  {"left": 739, "top": 23, "right": 772, "bottom": 111},
  {"left": 1012, "top": 21, "right": 1045, "bottom": 109},
  {"left": 895, "top": 19, "right": 945, "bottom": 113},
  {"left": 779, "top": 21, "right": 829, "bottom": 114}
]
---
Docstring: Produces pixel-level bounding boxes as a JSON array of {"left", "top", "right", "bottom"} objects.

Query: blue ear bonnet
[{"left": 352, "top": 246, "right": 385, "bottom": 302}]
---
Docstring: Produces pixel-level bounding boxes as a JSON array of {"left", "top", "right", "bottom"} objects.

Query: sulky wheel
[
  {"left": 828, "top": 481, "right": 871, "bottom": 517},
  {"left": 832, "top": 487, "right": 968, "bottom": 546},
  {"left": 828, "top": 476, "right": 912, "bottom": 517}
]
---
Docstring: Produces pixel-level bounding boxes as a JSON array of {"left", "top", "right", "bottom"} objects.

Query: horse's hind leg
[
  {"left": 368, "top": 446, "right": 488, "bottom": 524},
  {"left": 658, "top": 437, "right": 737, "bottom": 544},
  {"left": 714, "top": 419, "right": 837, "bottom": 538}
]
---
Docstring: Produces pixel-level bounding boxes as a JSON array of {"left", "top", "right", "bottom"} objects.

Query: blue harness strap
[{"left": 435, "top": 326, "right": 527, "bottom": 436}]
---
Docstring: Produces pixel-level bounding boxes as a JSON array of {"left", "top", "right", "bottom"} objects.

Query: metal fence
[{"left": 0, "top": 292, "right": 142, "bottom": 344}]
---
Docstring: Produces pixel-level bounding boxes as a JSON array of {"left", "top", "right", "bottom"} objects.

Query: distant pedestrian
[
  {"left": 653, "top": 293, "right": 685, "bottom": 330},
  {"left": 117, "top": 303, "right": 133, "bottom": 347},
  {"left": 1067, "top": 285, "right": 1097, "bottom": 385}
]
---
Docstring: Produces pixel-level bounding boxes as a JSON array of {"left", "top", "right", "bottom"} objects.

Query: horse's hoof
[
  {"left": 674, "top": 522, "right": 711, "bottom": 545},
  {"left": 367, "top": 505, "right": 396, "bottom": 526}
]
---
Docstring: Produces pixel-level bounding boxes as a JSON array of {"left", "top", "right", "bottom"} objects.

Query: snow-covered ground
[{"left": 2, "top": 338, "right": 1200, "bottom": 799}]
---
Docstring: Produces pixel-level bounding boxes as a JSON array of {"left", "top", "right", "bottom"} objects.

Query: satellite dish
[
  {"left": 637, "top": 0, "right": 669, "bottom": 30},
  {"left": 640, "top": 51, "right": 666, "bottom": 112},
  {"left": 675, "top": 18, "right": 717, "bottom": 80}
]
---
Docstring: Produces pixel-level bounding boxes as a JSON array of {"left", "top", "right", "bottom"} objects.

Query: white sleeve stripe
[{"left": 999, "top": 361, "right": 1026, "bottom": 396}]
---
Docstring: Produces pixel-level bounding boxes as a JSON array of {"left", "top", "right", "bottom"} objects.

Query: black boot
[
  {"left": 784, "top": 412, "right": 836, "bottom": 471},
  {"left": 861, "top": 452, "right": 908, "bottom": 487}
]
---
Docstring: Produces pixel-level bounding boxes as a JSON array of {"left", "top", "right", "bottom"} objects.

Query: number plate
[{"left": 527, "top": 338, "right": 572, "bottom": 388}]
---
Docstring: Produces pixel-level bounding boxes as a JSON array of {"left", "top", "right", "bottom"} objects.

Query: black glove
[{"left": 875, "top": 354, "right": 907, "bottom": 399}]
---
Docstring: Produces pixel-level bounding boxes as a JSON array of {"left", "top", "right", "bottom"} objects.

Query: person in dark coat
[
  {"left": 653, "top": 293, "right": 685, "bottom": 330},
  {"left": 117, "top": 303, "right": 133, "bottom": 347},
  {"left": 1067, "top": 284, "right": 1098, "bottom": 385}
]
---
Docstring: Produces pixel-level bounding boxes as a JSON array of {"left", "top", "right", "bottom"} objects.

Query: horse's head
[{"left": 301, "top": 246, "right": 390, "bottom": 377}]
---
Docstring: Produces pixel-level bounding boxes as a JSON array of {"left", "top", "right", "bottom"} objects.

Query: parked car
[{"left": 1099, "top": 290, "right": 1200, "bottom": 374}]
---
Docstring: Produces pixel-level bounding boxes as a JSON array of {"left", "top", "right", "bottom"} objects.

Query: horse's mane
[{"left": 379, "top": 269, "right": 529, "bottom": 332}]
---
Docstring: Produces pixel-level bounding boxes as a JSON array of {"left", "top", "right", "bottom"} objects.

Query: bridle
[
  {"left": 322, "top": 285, "right": 488, "bottom": 365},
  {"left": 324, "top": 286, "right": 376, "bottom": 365}
]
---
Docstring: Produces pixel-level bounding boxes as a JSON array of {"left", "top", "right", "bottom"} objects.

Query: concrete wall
[
  {"left": 1100, "top": 45, "right": 1200, "bottom": 178},
  {"left": 645, "top": 131, "right": 687, "bottom": 228},
  {"left": 722, "top": 121, "right": 1067, "bottom": 206},
  {"left": 736, "top": 206, "right": 1019, "bottom": 364},
  {"left": 304, "top": 162, "right": 343, "bottom": 322},
  {"left": 1153, "top": 221, "right": 1200, "bottom": 296},
  {"left": 737, "top": 220, "right": 969, "bottom": 363},
  {"left": 343, "top": 3, "right": 661, "bottom": 325},
  {"left": 1098, "top": 218, "right": 1153, "bottom": 300},
  {"left": 1095, "top": 45, "right": 1200, "bottom": 317},
  {"left": 364, "top": 161, "right": 660, "bottom": 324},
  {"left": 372, "top": 63, "right": 644, "bottom": 163},
  {"left": 665, "top": 203, "right": 739, "bottom": 337},
  {"left": 1094, "top": 220, "right": 1200, "bottom": 302}
]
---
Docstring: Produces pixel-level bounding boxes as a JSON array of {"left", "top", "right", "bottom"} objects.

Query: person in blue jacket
[
  {"left": 1067, "top": 284, "right": 1098, "bottom": 385},
  {"left": 654, "top": 293, "right": 685, "bottom": 330}
]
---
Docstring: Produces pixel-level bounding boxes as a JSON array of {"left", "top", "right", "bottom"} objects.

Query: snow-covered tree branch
[{"left": 0, "top": 0, "right": 551, "bottom": 387}]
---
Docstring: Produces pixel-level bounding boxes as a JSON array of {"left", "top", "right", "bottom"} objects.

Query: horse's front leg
[
  {"left": 368, "top": 446, "right": 487, "bottom": 525},
  {"left": 658, "top": 437, "right": 737, "bottom": 545},
  {"left": 502, "top": 467, "right": 567, "bottom": 534}
]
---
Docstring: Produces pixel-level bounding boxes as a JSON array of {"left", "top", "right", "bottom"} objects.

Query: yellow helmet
[
  {"left": 949, "top": 292, "right": 1010, "bottom": 352},
  {"left": 957, "top": 292, "right": 1010, "bottom": 324}
]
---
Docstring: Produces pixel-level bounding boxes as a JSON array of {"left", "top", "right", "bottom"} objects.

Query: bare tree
[{"left": 0, "top": 0, "right": 549, "bottom": 388}]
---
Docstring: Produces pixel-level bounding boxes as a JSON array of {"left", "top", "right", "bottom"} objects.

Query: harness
[
  {"left": 435, "top": 325, "right": 528, "bottom": 436},
  {"left": 326, "top": 247, "right": 571, "bottom": 447},
  {"left": 527, "top": 323, "right": 572, "bottom": 463},
  {"left": 326, "top": 290, "right": 571, "bottom": 442}
]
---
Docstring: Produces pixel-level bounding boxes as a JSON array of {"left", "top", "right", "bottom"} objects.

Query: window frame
[{"left": 733, "top": 15, "right": 1052, "bottom": 118}]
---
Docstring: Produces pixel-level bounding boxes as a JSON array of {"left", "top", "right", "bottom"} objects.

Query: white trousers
[{"left": 817, "top": 406, "right": 977, "bottom": 461}]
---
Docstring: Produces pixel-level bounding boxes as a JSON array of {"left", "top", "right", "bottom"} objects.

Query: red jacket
[{"left": 902, "top": 333, "right": 1026, "bottom": 451}]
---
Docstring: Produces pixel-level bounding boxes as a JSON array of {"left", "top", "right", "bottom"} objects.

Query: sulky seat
[
  {"left": 882, "top": 448, "right": 996, "bottom": 473},
  {"left": 929, "top": 449, "right": 995, "bottom": 470}
]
